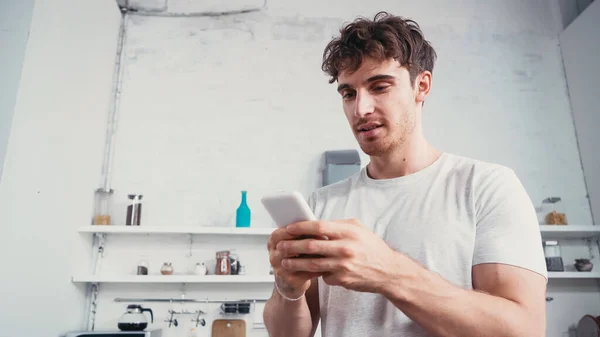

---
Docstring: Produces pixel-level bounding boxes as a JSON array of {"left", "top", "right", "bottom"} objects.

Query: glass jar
[
  {"left": 541, "top": 197, "right": 567, "bottom": 225},
  {"left": 126, "top": 194, "right": 143, "bottom": 226},
  {"left": 137, "top": 258, "right": 149, "bottom": 275},
  {"left": 229, "top": 250, "right": 239, "bottom": 275},
  {"left": 160, "top": 262, "right": 173, "bottom": 275},
  {"left": 93, "top": 188, "right": 113, "bottom": 225},
  {"left": 544, "top": 240, "right": 564, "bottom": 272},
  {"left": 216, "top": 250, "right": 231, "bottom": 275}
]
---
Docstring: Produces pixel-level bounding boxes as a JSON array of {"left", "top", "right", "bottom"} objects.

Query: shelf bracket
[
  {"left": 86, "top": 283, "right": 100, "bottom": 331},
  {"left": 187, "top": 233, "right": 193, "bottom": 258},
  {"left": 586, "top": 239, "right": 596, "bottom": 260},
  {"left": 180, "top": 283, "right": 188, "bottom": 303},
  {"left": 92, "top": 233, "right": 107, "bottom": 275},
  {"left": 97, "top": 233, "right": 106, "bottom": 253}
]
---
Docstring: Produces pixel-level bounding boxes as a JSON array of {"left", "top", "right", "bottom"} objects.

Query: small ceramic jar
[
  {"left": 575, "top": 259, "right": 593, "bottom": 272},
  {"left": 194, "top": 262, "right": 208, "bottom": 275},
  {"left": 160, "top": 262, "right": 174, "bottom": 275}
]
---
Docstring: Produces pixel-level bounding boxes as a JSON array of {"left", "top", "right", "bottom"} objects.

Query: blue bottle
[{"left": 236, "top": 190, "right": 251, "bottom": 227}]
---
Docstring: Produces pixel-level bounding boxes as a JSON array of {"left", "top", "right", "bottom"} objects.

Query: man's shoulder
[
  {"left": 308, "top": 169, "right": 363, "bottom": 207},
  {"left": 444, "top": 153, "right": 527, "bottom": 208},
  {"left": 445, "top": 152, "right": 512, "bottom": 172},
  {"left": 444, "top": 152, "right": 519, "bottom": 183}
]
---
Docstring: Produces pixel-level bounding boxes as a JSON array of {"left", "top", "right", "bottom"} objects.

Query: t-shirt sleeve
[
  {"left": 473, "top": 166, "right": 548, "bottom": 280},
  {"left": 307, "top": 191, "right": 318, "bottom": 216}
]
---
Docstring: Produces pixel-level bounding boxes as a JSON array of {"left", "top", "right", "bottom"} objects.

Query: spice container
[
  {"left": 93, "top": 188, "right": 113, "bottom": 225},
  {"left": 215, "top": 250, "right": 231, "bottom": 275},
  {"left": 542, "top": 197, "right": 567, "bottom": 225},
  {"left": 229, "top": 250, "right": 239, "bottom": 275},
  {"left": 160, "top": 262, "right": 174, "bottom": 275},
  {"left": 544, "top": 241, "right": 564, "bottom": 272},
  {"left": 137, "top": 258, "right": 149, "bottom": 275},
  {"left": 126, "top": 194, "right": 143, "bottom": 226}
]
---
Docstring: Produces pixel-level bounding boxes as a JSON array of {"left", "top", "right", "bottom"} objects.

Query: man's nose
[{"left": 354, "top": 92, "right": 375, "bottom": 118}]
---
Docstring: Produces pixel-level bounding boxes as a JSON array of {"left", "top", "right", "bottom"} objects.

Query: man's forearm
[
  {"left": 263, "top": 289, "right": 315, "bottom": 337},
  {"left": 380, "top": 254, "right": 544, "bottom": 337}
]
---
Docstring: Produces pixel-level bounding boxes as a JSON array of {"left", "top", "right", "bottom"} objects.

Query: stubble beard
[{"left": 358, "top": 112, "right": 416, "bottom": 157}]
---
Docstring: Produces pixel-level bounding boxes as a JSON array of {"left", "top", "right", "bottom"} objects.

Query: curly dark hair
[{"left": 322, "top": 11, "right": 437, "bottom": 86}]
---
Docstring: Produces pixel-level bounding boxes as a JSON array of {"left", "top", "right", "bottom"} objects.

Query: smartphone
[
  {"left": 261, "top": 191, "right": 325, "bottom": 258},
  {"left": 260, "top": 190, "right": 316, "bottom": 228}
]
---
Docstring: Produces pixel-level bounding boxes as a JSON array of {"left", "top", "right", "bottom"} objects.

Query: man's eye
[
  {"left": 342, "top": 92, "right": 356, "bottom": 99},
  {"left": 373, "top": 86, "right": 389, "bottom": 92}
]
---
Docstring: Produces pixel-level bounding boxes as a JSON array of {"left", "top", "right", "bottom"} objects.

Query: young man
[{"left": 264, "top": 11, "right": 547, "bottom": 337}]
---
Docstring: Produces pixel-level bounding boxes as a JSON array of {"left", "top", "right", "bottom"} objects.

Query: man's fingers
[
  {"left": 267, "top": 227, "right": 297, "bottom": 251},
  {"left": 277, "top": 238, "right": 351, "bottom": 258},
  {"left": 285, "top": 220, "right": 357, "bottom": 239},
  {"left": 281, "top": 257, "right": 340, "bottom": 273},
  {"left": 332, "top": 218, "right": 364, "bottom": 228}
]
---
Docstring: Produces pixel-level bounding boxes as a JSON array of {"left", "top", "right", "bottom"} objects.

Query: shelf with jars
[
  {"left": 78, "top": 225, "right": 275, "bottom": 236},
  {"left": 539, "top": 225, "right": 600, "bottom": 240},
  {"left": 80, "top": 224, "right": 600, "bottom": 240},
  {"left": 547, "top": 272, "right": 600, "bottom": 279},
  {"left": 71, "top": 272, "right": 600, "bottom": 283},
  {"left": 71, "top": 275, "right": 274, "bottom": 284}
]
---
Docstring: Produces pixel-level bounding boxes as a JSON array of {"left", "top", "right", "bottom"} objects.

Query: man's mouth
[{"left": 357, "top": 123, "right": 383, "bottom": 132}]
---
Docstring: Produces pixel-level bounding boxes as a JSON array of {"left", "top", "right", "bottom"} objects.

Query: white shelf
[
  {"left": 539, "top": 225, "right": 600, "bottom": 240},
  {"left": 78, "top": 225, "right": 275, "bottom": 236},
  {"left": 79, "top": 225, "right": 599, "bottom": 240},
  {"left": 73, "top": 273, "right": 600, "bottom": 282},
  {"left": 548, "top": 272, "right": 600, "bottom": 279},
  {"left": 72, "top": 275, "right": 275, "bottom": 284}
]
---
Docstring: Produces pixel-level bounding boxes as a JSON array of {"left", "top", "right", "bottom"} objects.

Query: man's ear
[{"left": 415, "top": 71, "right": 432, "bottom": 104}]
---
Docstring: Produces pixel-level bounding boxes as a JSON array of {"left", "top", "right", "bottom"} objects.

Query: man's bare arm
[
  {"left": 382, "top": 256, "right": 547, "bottom": 337},
  {"left": 263, "top": 278, "right": 320, "bottom": 337}
]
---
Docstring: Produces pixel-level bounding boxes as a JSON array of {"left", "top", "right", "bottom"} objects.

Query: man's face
[{"left": 337, "top": 58, "right": 425, "bottom": 157}]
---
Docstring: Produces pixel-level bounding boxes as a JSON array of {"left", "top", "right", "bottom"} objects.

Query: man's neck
[{"left": 366, "top": 136, "right": 441, "bottom": 180}]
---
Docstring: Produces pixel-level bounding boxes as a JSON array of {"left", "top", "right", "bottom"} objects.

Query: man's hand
[
  {"left": 277, "top": 218, "right": 398, "bottom": 294},
  {"left": 267, "top": 227, "right": 322, "bottom": 299}
]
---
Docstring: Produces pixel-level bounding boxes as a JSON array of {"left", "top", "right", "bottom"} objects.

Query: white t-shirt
[{"left": 307, "top": 152, "right": 547, "bottom": 337}]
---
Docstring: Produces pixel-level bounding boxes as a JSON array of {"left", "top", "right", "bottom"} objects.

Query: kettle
[{"left": 118, "top": 304, "right": 154, "bottom": 331}]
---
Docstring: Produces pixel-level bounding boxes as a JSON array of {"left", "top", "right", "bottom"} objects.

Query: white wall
[
  {"left": 0, "top": 0, "right": 122, "bottom": 336},
  {"left": 0, "top": 0, "right": 35, "bottom": 182},
  {"left": 1, "top": 0, "right": 598, "bottom": 336},
  {"left": 560, "top": 0, "right": 600, "bottom": 231},
  {"left": 552, "top": 0, "right": 595, "bottom": 30}
]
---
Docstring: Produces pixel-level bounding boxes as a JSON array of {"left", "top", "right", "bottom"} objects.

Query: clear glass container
[
  {"left": 216, "top": 250, "right": 231, "bottom": 275},
  {"left": 229, "top": 249, "right": 239, "bottom": 275},
  {"left": 126, "top": 194, "right": 143, "bottom": 226},
  {"left": 93, "top": 188, "right": 113, "bottom": 225},
  {"left": 541, "top": 197, "right": 567, "bottom": 225},
  {"left": 137, "top": 258, "right": 149, "bottom": 275},
  {"left": 544, "top": 240, "right": 561, "bottom": 257},
  {"left": 543, "top": 240, "right": 564, "bottom": 271}
]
